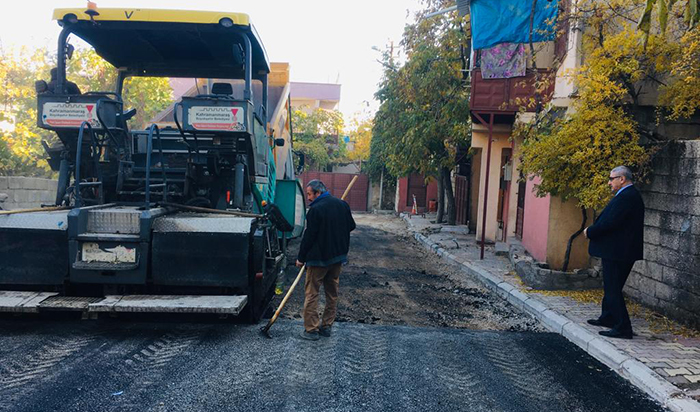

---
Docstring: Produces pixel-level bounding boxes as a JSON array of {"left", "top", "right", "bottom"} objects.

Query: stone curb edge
[{"left": 404, "top": 218, "right": 700, "bottom": 412}]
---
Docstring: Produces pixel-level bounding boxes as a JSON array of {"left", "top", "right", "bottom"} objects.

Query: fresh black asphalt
[{"left": 0, "top": 317, "right": 665, "bottom": 412}]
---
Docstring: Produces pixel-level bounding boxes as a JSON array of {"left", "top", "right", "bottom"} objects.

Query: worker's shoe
[
  {"left": 300, "top": 330, "right": 320, "bottom": 341},
  {"left": 318, "top": 326, "right": 332, "bottom": 338}
]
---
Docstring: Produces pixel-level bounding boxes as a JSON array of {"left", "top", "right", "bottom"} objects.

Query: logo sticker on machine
[
  {"left": 188, "top": 106, "right": 246, "bottom": 132},
  {"left": 42, "top": 102, "right": 102, "bottom": 128}
]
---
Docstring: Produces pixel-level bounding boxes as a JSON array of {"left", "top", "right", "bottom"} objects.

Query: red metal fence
[{"left": 299, "top": 172, "right": 369, "bottom": 211}]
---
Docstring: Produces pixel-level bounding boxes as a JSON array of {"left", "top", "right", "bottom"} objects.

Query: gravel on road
[{"left": 278, "top": 213, "right": 542, "bottom": 332}]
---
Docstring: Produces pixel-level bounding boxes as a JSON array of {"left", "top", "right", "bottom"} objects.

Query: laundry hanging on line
[{"left": 480, "top": 43, "right": 527, "bottom": 79}]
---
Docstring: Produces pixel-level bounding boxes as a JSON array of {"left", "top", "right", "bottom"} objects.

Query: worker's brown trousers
[{"left": 303, "top": 263, "right": 342, "bottom": 332}]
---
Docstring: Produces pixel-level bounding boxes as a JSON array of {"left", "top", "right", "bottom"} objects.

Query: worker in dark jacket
[
  {"left": 296, "top": 179, "right": 356, "bottom": 341},
  {"left": 584, "top": 166, "right": 645, "bottom": 340}
]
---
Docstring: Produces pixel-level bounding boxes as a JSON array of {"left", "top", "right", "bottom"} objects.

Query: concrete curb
[{"left": 405, "top": 216, "right": 700, "bottom": 412}]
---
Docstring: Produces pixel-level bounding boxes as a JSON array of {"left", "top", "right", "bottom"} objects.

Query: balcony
[{"left": 469, "top": 68, "right": 555, "bottom": 113}]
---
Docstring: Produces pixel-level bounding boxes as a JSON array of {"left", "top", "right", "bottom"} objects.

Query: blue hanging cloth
[{"left": 471, "top": 0, "right": 559, "bottom": 50}]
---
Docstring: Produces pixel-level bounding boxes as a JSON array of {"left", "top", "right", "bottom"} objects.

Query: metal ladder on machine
[{"left": 116, "top": 124, "right": 170, "bottom": 208}]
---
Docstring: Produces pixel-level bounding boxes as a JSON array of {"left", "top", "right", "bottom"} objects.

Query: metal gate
[
  {"left": 407, "top": 174, "right": 427, "bottom": 208},
  {"left": 455, "top": 175, "right": 468, "bottom": 225},
  {"left": 300, "top": 172, "right": 369, "bottom": 211}
]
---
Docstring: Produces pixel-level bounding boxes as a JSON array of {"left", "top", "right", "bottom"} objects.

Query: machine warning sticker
[
  {"left": 42, "top": 102, "right": 102, "bottom": 128},
  {"left": 188, "top": 106, "right": 246, "bottom": 132}
]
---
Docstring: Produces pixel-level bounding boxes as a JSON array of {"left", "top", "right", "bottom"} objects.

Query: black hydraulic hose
[
  {"left": 95, "top": 98, "right": 122, "bottom": 150},
  {"left": 172, "top": 102, "right": 193, "bottom": 151}
]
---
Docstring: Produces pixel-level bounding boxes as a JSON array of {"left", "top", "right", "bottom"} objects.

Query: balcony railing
[{"left": 469, "top": 68, "right": 555, "bottom": 113}]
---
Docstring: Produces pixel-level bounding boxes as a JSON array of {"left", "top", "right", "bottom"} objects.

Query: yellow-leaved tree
[
  {"left": 517, "top": 0, "right": 697, "bottom": 270},
  {"left": 346, "top": 117, "right": 373, "bottom": 167}
]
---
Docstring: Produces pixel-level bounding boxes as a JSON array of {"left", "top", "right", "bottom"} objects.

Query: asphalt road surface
[
  {"left": 0, "top": 215, "right": 666, "bottom": 411},
  {"left": 0, "top": 318, "right": 664, "bottom": 412}
]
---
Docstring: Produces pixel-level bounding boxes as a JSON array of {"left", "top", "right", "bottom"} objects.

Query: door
[{"left": 407, "top": 174, "right": 427, "bottom": 208}]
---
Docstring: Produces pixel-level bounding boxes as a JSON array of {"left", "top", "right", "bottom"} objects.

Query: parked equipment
[{"left": 0, "top": 6, "right": 305, "bottom": 321}]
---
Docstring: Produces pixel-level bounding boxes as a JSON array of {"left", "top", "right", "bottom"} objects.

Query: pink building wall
[{"left": 521, "top": 177, "right": 550, "bottom": 262}]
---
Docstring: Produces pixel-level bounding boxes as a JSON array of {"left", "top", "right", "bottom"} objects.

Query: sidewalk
[{"left": 402, "top": 213, "right": 700, "bottom": 412}]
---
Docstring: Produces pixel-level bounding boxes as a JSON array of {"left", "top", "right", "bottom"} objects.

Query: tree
[
  {"left": 346, "top": 117, "right": 373, "bottom": 167},
  {"left": 291, "top": 107, "right": 347, "bottom": 172},
  {"left": 518, "top": 0, "right": 697, "bottom": 271},
  {"left": 67, "top": 48, "right": 173, "bottom": 129},
  {"left": 0, "top": 46, "right": 54, "bottom": 176},
  {"left": 659, "top": 26, "right": 700, "bottom": 119},
  {"left": 370, "top": 0, "right": 471, "bottom": 224},
  {"left": 0, "top": 46, "right": 173, "bottom": 176}
]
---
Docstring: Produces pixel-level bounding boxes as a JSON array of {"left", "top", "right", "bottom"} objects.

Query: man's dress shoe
[
  {"left": 587, "top": 319, "right": 613, "bottom": 327},
  {"left": 599, "top": 329, "right": 633, "bottom": 339}
]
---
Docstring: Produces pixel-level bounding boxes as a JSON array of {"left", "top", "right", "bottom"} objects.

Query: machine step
[
  {"left": 87, "top": 206, "right": 143, "bottom": 234},
  {"left": 88, "top": 295, "right": 248, "bottom": 314},
  {"left": 39, "top": 296, "right": 104, "bottom": 311},
  {"left": 77, "top": 232, "right": 141, "bottom": 241},
  {"left": 72, "top": 261, "right": 139, "bottom": 271},
  {"left": 0, "top": 292, "right": 248, "bottom": 315},
  {"left": 0, "top": 291, "right": 58, "bottom": 313}
]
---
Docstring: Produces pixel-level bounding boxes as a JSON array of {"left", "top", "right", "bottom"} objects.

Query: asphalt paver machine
[{"left": 0, "top": 6, "right": 305, "bottom": 321}]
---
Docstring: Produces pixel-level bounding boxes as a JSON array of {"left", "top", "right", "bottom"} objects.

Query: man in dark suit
[{"left": 584, "top": 166, "right": 645, "bottom": 339}]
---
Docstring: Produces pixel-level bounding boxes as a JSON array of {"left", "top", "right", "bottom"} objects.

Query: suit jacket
[{"left": 587, "top": 185, "right": 645, "bottom": 262}]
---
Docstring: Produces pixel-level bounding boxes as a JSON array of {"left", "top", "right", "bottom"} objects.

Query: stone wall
[
  {"left": 0, "top": 177, "right": 57, "bottom": 210},
  {"left": 626, "top": 141, "right": 700, "bottom": 328}
]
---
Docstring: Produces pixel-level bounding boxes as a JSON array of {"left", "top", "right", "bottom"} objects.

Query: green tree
[
  {"left": 370, "top": 0, "right": 471, "bottom": 224},
  {"left": 0, "top": 46, "right": 173, "bottom": 176},
  {"left": 291, "top": 107, "right": 346, "bottom": 172},
  {"left": 0, "top": 46, "right": 53, "bottom": 176},
  {"left": 67, "top": 48, "right": 173, "bottom": 129}
]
